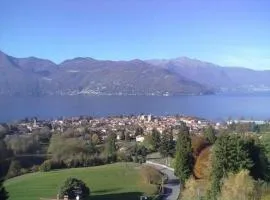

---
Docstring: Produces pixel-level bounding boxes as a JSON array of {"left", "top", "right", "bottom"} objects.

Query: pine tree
[
  {"left": 209, "top": 134, "right": 253, "bottom": 200},
  {"left": 174, "top": 124, "right": 193, "bottom": 185},
  {"left": 133, "top": 143, "right": 139, "bottom": 163},
  {"left": 151, "top": 128, "right": 161, "bottom": 151},
  {"left": 262, "top": 134, "right": 270, "bottom": 162},
  {"left": 245, "top": 138, "right": 270, "bottom": 181},
  {"left": 135, "top": 126, "right": 144, "bottom": 136},
  {"left": 203, "top": 125, "right": 216, "bottom": 144},
  {"left": 104, "top": 133, "right": 117, "bottom": 162},
  {"left": 0, "top": 179, "right": 8, "bottom": 200},
  {"left": 159, "top": 129, "right": 174, "bottom": 158}
]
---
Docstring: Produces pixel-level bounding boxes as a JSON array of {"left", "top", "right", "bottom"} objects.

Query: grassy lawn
[{"left": 5, "top": 163, "right": 158, "bottom": 200}]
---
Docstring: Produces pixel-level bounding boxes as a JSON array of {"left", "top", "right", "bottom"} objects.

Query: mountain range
[{"left": 1, "top": 50, "right": 270, "bottom": 96}]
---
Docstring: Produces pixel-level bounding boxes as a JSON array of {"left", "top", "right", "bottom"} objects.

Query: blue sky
[{"left": 0, "top": 0, "right": 270, "bottom": 69}]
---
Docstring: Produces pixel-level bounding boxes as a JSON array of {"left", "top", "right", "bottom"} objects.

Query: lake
[{"left": 0, "top": 95, "right": 270, "bottom": 122}]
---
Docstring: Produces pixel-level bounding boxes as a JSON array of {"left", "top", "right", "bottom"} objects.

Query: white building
[{"left": 147, "top": 114, "right": 152, "bottom": 122}]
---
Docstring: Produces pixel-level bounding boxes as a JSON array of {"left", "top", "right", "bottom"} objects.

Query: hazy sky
[{"left": 1, "top": 0, "right": 270, "bottom": 69}]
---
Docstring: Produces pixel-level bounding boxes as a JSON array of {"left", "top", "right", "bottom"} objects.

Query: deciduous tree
[
  {"left": 218, "top": 170, "right": 255, "bottom": 200},
  {"left": 140, "top": 166, "right": 162, "bottom": 185},
  {"left": 181, "top": 178, "right": 207, "bottom": 200}
]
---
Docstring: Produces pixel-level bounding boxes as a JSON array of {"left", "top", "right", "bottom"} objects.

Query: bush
[
  {"left": 140, "top": 166, "right": 163, "bottom": 185},
  {"left": 39, "top": 160, "right": 52, "bottom": 172},
  {"left": 6, "top": 160, "right": 22, "bottom": 179},
  {"left": 59, "top": 177, "right": 90, "bottom": 199},
  {"left": 83, "top": 156, "right": 104, "bottom": 167},
  {"left": 38, "top": 156, "right": 107, "bottom": 171},
  {"left": 219, "top": 170, "right": 255, "bottom": 200},
  {"left": 20, "top": 168, "right": 29, "bottom": 175},
  {"left": 100, "top": 152, "right": 117, "bottom": 164},
  {"left": 262, "top": 193, "right": 270, "bottom": 200},
  {"left": 181, "top": 178, "right": 207, "bottom": 200},
  {"left": 30, "top": 165, "right": 40, "bottom": 172},
  {"left": 117, "top": 152, "right": 133, "bottom": 162},
  {"left": 254, "top": 181, "right": 270, "bottom": 200}
]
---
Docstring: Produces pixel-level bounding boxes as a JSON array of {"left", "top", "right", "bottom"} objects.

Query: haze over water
[{"left": 1, "top": 94, "right": 270, "bottom": 123}]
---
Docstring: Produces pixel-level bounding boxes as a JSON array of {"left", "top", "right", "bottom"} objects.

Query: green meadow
[{"left": 5, "top": 163, "right": 158, "bottom": 200}]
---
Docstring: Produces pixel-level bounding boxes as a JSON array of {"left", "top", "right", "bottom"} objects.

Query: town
[
  {"left": 11, "top": 114, "right": 268, "bottom": 141},
  {"left": 12, "top": 114, "right": 222, "bottom": 140}
]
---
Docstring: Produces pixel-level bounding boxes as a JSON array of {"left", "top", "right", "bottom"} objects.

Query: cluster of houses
[
  {"left": 11, "top": 115, "right": 225, "bottom": 142},
  {"left": 6, "top": 115, "right": 269, "bottom": 145}
]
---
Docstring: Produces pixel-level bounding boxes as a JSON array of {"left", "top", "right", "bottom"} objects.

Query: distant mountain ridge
[
  {"left": 146, "top": 57, "right": 270, "bottom": 93},
  {"left": 0, "top": 50, "right": 270, "bottom": 96},
  {"left": 0, "top": 51, "right": 209, "bottom": 96}
]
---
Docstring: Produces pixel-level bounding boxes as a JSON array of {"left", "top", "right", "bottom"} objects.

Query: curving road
[{"left": 145, "top": 161, "right": 180, "bottom": 200}]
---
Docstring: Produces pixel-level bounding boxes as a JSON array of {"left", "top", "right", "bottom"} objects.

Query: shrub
[
  {"left": 84, "top": 156, "right": 104, "bottom": 167},
  {"left": 181, "top": 178, "right": 207, "bottom": 200},
  {"left": 59, "top": 177, "right": 90, "bottom": 199},
  {"left": 20, "top": 168, "right": 29, "bottom": 175},
  {"left": 140, "top": 166, "right": 163, "bottom": 185},
  {"left": 219, "top": 170, "right": 255, "bottom": 200},
  {"left": 30, "top": 165, "right": 40, "bottom": 172},
  {"left": 39, "top": 160, "right": 52, "bottom": 172},
  {"left": 6, "top": 160, "right": 22, "bottom": 179},
  {"left": 117, "top": 152, "right": 133, "bottom": 162},
  {"left": 262, "top": 193, "right": 270, "bottom": 200}
]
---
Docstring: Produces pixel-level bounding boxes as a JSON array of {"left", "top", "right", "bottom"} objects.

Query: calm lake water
[{"left": 0, "top": 95, "right": 270, "bottom": 122}]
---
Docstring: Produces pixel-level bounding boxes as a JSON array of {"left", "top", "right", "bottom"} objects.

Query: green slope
[{"left": 5, "top": 163, "right": 157, "bottom": 200}]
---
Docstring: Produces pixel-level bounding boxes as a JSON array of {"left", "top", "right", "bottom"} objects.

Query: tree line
[{"left": 172, "top": 123, "right": 270, "bottom": 200}]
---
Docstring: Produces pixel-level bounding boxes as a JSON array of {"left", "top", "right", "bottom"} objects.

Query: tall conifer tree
[{"left": 174, "top": 123, "right": 193, "bottom": 185}]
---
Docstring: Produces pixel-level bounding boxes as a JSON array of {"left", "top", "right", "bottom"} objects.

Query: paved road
[{"left": 146, "top": 162, "right": 180, "bottom": 200}]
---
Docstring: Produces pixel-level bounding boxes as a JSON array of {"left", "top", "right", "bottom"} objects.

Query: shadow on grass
[
  {"left": 91, "top": 192, "right": 144, "bottom": 200},
  {"left": 93, "top": 188, "right": 122, "bottom": 194}
]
